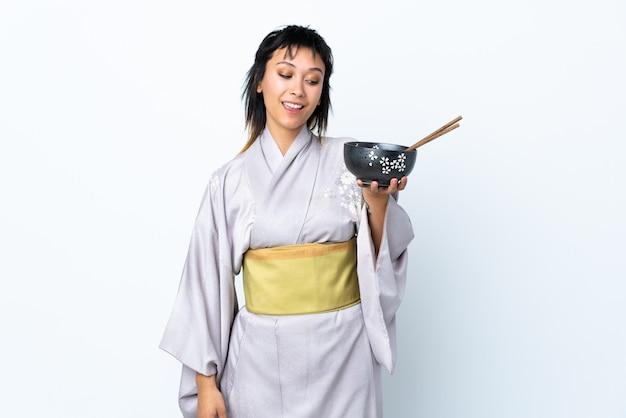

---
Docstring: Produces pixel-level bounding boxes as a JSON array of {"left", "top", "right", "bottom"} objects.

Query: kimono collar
[
  {"left": 259, "top": 126, "right": 313, "bottom": 173},
  {"left": 246, "top": 126, "right": 321, "bottom": 246}
]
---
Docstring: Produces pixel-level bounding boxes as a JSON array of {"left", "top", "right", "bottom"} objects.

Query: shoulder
[
  {"left": 316, "top": 135, "right": 360, "bottom": 183},
  {"left": 206, "top": 152, "right": 248, "bottom": 198},
  {"left": 319, "top": 135, "right": 358, "bottom": 155},
  {"left": 213, "top": 152, "right": 246, "bottom": 177},
  {"left": 320, "top": 134, "right": 358, "bottom": 147}
]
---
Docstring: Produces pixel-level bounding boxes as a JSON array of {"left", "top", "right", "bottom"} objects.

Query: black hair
[{"left": 240, "top": 25, "right": 334, "bottom": 152}]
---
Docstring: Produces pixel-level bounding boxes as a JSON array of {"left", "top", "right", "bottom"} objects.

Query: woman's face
[{"left": 257, "top": 46, "right": 325, "bottom": 142}]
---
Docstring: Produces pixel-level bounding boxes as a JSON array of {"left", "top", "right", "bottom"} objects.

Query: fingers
[
  {"left": 357, "top": 177, "right": 408, "bottom": 193},
  {"left": 397, "top": 176, "right": 408, "bottom": 191},
  {"left": 389, "top": 176, "right": 408, "bottom": 192}
]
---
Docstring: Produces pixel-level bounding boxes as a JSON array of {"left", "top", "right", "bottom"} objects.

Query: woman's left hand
[{"left": 357, "top": 176, "right": 408, "bottom": 207}]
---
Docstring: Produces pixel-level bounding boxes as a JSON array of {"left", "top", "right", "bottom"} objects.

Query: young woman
[{"left": 160, "top": 25, "right": 414, "bottom": 418}]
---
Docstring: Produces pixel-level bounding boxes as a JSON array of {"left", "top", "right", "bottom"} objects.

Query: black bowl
[{"left": 344, "top": 141, "right": 417, "bottom": 186}]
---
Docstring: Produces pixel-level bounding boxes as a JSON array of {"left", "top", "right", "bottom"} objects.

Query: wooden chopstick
[
  {"left": 405, "top": 115, "right": 462, "bottom": 151},
  {"left": 408, "top": 123, "right": 460, "bottom": 150}
]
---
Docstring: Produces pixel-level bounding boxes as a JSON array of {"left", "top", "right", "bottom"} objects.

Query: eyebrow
[{"left": 275, "top": 61, "right": 324, "bottom": 75}]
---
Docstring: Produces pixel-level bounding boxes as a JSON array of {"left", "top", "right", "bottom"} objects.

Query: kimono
[{"left": 160, "top": 127, "right": 414, "bottom": 418}]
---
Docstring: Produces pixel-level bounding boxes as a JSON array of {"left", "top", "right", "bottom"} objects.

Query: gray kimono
[{"left": 160, "top": 127, "right": 414, "bottom": 417}]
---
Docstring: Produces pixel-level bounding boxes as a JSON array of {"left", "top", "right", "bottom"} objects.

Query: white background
[{"left": 1, "top": 1, "right": 625, "bottom": 417}]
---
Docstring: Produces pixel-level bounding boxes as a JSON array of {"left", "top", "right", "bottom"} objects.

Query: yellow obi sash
[{"left": 242, "top": 238, "right": 360, "bottom": 315}]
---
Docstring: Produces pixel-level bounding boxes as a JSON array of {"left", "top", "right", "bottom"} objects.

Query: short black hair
[{"left": 241, "top": 25, "right": 334, "bottom": 152}]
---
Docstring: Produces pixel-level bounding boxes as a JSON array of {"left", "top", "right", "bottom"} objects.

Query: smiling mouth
[{"left": 283, "top": 102, "right": 304, "bottom": 110}]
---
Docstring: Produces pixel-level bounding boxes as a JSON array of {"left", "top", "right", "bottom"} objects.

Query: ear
[{"left": 256, "top": 84, "right": 262, "bottom": 93}]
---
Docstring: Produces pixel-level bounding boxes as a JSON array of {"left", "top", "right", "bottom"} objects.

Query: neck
[
  {"left": 275, "top": 137, "right": 294, "bottom": 156},
  {"left": 267, "top": 124, "right": 304, "bottom": 155}
]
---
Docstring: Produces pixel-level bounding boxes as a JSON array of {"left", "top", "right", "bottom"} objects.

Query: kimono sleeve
[
  {"left": 159, "top": 175, "right": 238, "bottom": 416},
  {"left": 357, "top": 195, "right": 414, "bottom": 374}
]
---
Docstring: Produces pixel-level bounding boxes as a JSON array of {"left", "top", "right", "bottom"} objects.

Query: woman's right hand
[{"left": 196, "top": 372, "right": 227, "bottom": 418}]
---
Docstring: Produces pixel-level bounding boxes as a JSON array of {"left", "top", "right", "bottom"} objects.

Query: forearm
[
  {"left": 196, "top": 372, "right": 227, "bottom": 418},
  {"left": 360, "top": 176, "right": 407, "bottom": 256},
  {"left": 196, "top": 372, "right": 218, "bottom": 392},
  {"left": 365, "top": 197, "right": 388, "bottom": 255}
]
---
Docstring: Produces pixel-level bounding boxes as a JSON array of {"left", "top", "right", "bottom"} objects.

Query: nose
[{"left": 290, "top": 78, "right": 305, "bottom": 97}]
